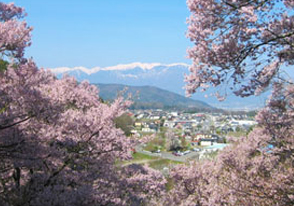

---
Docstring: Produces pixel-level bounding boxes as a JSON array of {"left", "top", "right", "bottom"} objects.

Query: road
[{"left": 135, "top": 145, "right": 199, "bottom": 162}]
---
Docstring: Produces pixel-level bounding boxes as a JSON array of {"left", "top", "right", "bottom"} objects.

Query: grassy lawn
[
  {"left": 120, "top": 152, "right": 183, "bottom": 170},
  {"left": 132, "top": 152, "right": 159, "bottom": 161},
  {"left": 148, "top": 159, "right": 182, "bottom": 170},
  {"left": 119, "top": 152, "right": 160, "bottom": 166}
]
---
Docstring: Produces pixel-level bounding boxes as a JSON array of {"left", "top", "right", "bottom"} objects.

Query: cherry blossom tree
[
  {"left": 185, "top": 0, "right": 294, "bottom": 98},
  {"left": 164, "top": 1, "right": 294, "bottom": 205},
  {"left": 0, "top": 3, "right": 31, "bottom": 61},
  {"left": 0, "top": 3, "right": 165, "bottom": 206}
]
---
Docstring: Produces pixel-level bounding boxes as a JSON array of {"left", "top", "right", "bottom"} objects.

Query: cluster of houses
[
  {"left": 131, "top": 110, "right": 257, "bottom": 138},
  {"left": 126, "top": 110, "right": 259, "bottom": 163}
]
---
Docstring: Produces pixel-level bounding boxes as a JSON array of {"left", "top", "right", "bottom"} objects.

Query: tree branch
[{"left": 0, "top": 116, "right": 32, "bottom": 130}]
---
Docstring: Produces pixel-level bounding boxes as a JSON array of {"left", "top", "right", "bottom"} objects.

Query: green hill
[{"left": 95, "top": 83, "right": 213, "bottom": 110}]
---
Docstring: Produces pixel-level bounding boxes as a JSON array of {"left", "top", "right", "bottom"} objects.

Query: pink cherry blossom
[
  {"left": 186, "top": 0, "right": 294, "bottom": 98},
  {"left": 0, "top": 3, "right": 165, "bottom": 205}
]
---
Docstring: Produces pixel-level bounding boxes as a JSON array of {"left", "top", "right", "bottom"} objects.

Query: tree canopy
[
  {"left": 0, "top": 3, "right": 165, "bottom": 206},
  {"left": 185, "top": 0, "right": 294, "bottom": 99}
]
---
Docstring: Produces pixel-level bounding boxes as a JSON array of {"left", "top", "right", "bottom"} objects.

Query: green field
[
  {"left": 120, "top": 152, "right": 183, "bottom": 171},
  {"left": 132, "top": 152, "right": 160, "bottom": 161}
]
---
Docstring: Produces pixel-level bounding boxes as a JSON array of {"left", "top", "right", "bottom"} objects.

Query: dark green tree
[
  {"left": 114, "top": 113, "right": 134, "bottom": 136},
  {"left": 0, "top": 59, "right": 9, "bottom": 72}
]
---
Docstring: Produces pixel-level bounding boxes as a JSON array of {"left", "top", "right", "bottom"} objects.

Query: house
[
  {"left": 142, "top": 123, "right": 158, "bottom": 133},
  {"left": 196, "top": 134, "right": 221, "bottom": 146},
  {"left": 150, "top": 115, "right": 160, "bottom": 120},
  {"left": 142, "top": 127, "right": 152, "bottom": 133},
  {"left": 170, "top": 112, "right": 178, "bottom": 117},
  {"left": 191, "top": 140, "right": 200, "bottom": 146},
  {"left": 130, "top": 129, "right": 139, "bottom": 135},
  {"left": 229, "top": 120, "right": 257, "bottom": 127},
  {"left": 163, "top": 121, "right": 176, "bottom": 128},
  {"left": 200, "top": 138, "right": 218, "bottom": 146},
  {"left": 134, "top": 122, "right": 142, "bottom": 127}
]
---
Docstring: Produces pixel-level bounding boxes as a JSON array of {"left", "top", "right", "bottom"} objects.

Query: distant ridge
[{"left": 95, "top": 83, "right": 213, "bottom": 110}]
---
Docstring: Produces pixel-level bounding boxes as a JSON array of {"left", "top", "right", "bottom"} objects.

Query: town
[{"left": 117, "top": 109, "right": 257, "bottom": 166}]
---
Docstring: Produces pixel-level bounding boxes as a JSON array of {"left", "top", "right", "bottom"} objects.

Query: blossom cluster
[{"left": 186, "top": 0, "right": 294, "bottom": 98}]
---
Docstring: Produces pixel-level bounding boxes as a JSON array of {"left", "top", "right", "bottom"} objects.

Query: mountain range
[{"left": 49, "top": 62, "right": 268, "bottom": 110}]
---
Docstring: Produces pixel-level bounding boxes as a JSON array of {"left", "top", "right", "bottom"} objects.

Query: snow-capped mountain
[
  {"left": 49, "top": 62, "right": 268, "bottom": 110},
  {"left": 50, "top": 62, "right": 189, "bottom": 75},
  {"left": 49, "top": 62, "right": 190, "bottom": 98}
]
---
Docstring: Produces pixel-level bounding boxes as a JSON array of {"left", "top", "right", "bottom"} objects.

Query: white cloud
[{"left": 48, "top": 62, "right": 189, "bottom": 75}]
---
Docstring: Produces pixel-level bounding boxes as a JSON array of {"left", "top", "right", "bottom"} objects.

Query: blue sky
[
  {"left": 3, "top": 0, "right": 276, "bottom": 109},
  {"left": 5, "top": 0, "right": 192, "bottom": 68}
]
